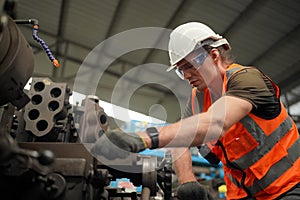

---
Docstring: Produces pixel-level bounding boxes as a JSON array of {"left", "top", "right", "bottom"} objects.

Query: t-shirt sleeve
[
  {"left": 182, "top": 95, "right": 193, "bottom": 119},
  {"left": 225, "top": 68, "right": 280, "bottom": 119}
]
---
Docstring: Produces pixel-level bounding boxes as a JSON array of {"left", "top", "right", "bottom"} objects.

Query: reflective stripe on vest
[
  {"left": 227, "top": 137, "right": 300, "bottom": 195},
  {"left": 229, "top": 115, "right": 293, "bottom": 169}
]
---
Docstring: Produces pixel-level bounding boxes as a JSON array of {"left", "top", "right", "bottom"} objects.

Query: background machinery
[{"left": 0, "top": 3, "right": 173, "bottom": 200}]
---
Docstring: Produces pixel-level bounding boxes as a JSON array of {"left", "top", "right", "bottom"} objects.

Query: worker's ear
[{"left": 210, "top": 49, "right": 219, "bottom": 62}]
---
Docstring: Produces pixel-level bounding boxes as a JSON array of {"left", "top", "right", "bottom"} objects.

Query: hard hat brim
[{"left": 166, "top": 65, "right": 176, "bottom": 72}]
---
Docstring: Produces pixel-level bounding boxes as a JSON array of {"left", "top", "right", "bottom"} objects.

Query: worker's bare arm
[{"left": 139, "top": 95, "right": 253, "bottom": 148}]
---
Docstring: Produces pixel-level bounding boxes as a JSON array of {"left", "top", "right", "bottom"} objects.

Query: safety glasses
[{"left": 174, "top": 50, "right": 208, "bottom": 80}]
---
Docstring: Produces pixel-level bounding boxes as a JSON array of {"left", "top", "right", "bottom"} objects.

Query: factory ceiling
[{"left": 13, "top": 0, "right": 300, "bottom": 123}]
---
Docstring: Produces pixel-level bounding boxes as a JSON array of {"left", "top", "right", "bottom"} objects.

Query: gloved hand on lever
[{"left": 91, "top": 129, "right": 148, "bottom": 160}]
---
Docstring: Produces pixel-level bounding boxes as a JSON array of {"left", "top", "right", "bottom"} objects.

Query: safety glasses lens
[
  {"left": 173, "top": 48, "right": 208, "bottom": 80},
  {"left": 175, "top": 68, "right": 184, "bottom": 80},
  {"left": 192, "top": 51, "right": 208, "bottom": 66}
]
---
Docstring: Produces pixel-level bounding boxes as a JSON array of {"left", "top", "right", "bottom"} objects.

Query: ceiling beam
[
  {"left": 21, "top": 22, "right": 142, "bottom": 67},
  {"left": 276, "top": 59, "right": 300, "bottom": 107},
  {"left": 60, "top": 41, "right": 69, "bottom": 77},
  {"left": 140, "top": 0, "right": 188, "bottom": 108},
  {"left": 277, "top": 60, "right": 300, "bottom": 92},
  {"left": 284, "top": 91, "right": 300, "bottom": 109},
  {"left": 52, "top": 0, "right": 69, "bottom": 78},
  {"left": 141, "top": 0, "right": 187, "bottom": 64},
  {"left": 222, "top": 0, "right": 270, "bottom": 37},
  {"left": 289, "top": 91, "right": 300, "bottom": 100},
  {"left": 250, "top": 24, "right": 300, "bottom": 65},
  {"left": 104, "top": 0, "right": 123, "bottom": 38}
]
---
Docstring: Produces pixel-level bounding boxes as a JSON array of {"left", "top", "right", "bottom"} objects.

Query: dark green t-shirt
[{"left": 226, "top": 67, "right": 280, "bottom": 119}]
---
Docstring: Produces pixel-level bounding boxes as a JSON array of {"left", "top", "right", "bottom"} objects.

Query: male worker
[
  {"left": 173, "top": 40, "right": 224, "bottom": 199},
  {"left": 92, "top": 22, "right": 300, "bottom": 199}
]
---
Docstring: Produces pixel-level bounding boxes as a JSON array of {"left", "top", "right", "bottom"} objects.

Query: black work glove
[
  {"left": 177, "top": 181, "right": 213, "bottom": 200},
  {"left": 91, "top": 130, "right": 147, "bottom": 160}
]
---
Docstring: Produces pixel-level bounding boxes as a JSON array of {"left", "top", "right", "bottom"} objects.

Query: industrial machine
[{"left": 0, "top": 2, "right": 173, "bottom": 200}]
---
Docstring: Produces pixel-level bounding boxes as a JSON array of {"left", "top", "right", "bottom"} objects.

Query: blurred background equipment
[{"left": 73, "top": 95, "right": 109, "bottom": 143}]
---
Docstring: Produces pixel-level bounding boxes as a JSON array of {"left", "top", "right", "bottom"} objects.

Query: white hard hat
[{"left": 167, "top": 22, "right": 230, "bottom": 71}]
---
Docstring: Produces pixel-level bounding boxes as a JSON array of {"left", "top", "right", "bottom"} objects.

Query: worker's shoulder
[
  {"left": 228, "top": 66, "right": 267, "bottom": 87},
  {"left": 232, "top": 66, "right": 262, "bottom": 77}
]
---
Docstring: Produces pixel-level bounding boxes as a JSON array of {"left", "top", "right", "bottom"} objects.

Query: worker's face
[
  {"left": 176, "top": 59, "right": 207, "bottom": 90},
  {"left": 176, "top": 48, "right": 223, "bottom": 96},
  {"left": 176, "top": 48, "right": 214, "bottom": 91}
]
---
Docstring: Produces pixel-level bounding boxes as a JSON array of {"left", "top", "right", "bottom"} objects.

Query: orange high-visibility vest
[
  {"left": 192, "top": 63, "right": 300, "bottom": 199},
  {"left": 191, "top": 87, "right": 211, "bottom": 114}
]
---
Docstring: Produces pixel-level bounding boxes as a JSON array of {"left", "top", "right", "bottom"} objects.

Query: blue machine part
[{"left": 109, "top": 178, "right": 142, "bottom": 193}]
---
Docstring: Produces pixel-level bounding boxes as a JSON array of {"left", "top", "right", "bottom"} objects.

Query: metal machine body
[
  {"left": 0, "top": 2, "right": 230, "bottom": 198},
  {"left": 0, "top": 77, "right": 172, "bottom": 200},
  {"left": 0, "top": 14, "right": 34, "bottom": 109}
]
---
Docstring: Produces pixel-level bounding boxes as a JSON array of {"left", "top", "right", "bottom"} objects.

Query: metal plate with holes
[{"left": 24, "top": 77, "right": 71, "bottom": 137}]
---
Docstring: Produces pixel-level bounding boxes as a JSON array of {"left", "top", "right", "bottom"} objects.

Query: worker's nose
[{"left": 183, "top": 71, "right": 192, "bottom": 79}]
